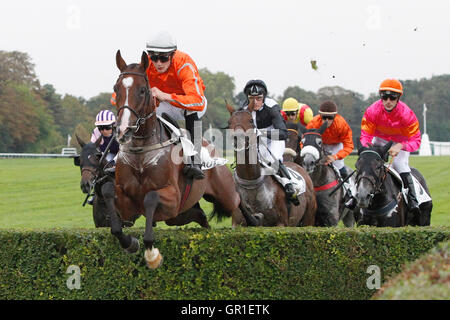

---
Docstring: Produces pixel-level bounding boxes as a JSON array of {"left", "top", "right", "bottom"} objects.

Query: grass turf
[{"left": 0, "top": 155, "right": 448, "bottom": 229}]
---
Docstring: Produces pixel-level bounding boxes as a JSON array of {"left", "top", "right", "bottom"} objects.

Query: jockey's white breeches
[
  {"left": 156, "top": 100, "right": 207, "bottom": 121},
  {"left": 371, "top": 137, "right": 411, "bottom": 173},
  {"left": 259, "top": 136, "right": 285, "bottom": 163},
  {"left": 323, "top": 142, "right": 345, "bottom": 170}
]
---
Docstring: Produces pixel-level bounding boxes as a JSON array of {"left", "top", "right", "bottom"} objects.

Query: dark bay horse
[
  {"left": 227, "top": 107, "right": 316, "bottom": 227},
  {"left": 355, "top": 142, "right": 432, "bottom": 227},
  {"left": 299, "top": 124, "right": 357, "bottom": 227},
  {"left": 73, "top": 135, "right": 115, "bottom": 227},
  {"left": 112, "top": 50, "right": 243, "bottom": 268},
  {"left": 74, "top": 135, "right": 209, "bottom": 229},
  {"left": 283, "top": 122, "right": 303, "bottom": 165}
]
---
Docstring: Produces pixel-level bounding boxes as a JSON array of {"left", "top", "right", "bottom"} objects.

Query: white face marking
[
  {"left": 122, "top": 77, "right": 134, "bottom": 106},
  {"left": 119, "top": 77, "right": 134, "bottom": 133}
]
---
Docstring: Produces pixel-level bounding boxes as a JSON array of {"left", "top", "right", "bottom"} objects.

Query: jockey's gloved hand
[{"left": 104, "top": 160, "right": 116, "bottom": 174}]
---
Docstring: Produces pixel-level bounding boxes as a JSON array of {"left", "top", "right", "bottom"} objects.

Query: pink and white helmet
[{"left": 95, "top": 110, "right": 116, "bottom": 126}]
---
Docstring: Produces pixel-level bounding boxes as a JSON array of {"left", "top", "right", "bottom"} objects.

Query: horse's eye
[
  {"left": 140, "top": 87, "right": 146, "bottom": 95},
  {"left": 301, "top": 138, "right": 306, "bottom": 144},
  {"left": 113, "top": 84, "right": 119, "bottom": 92}
]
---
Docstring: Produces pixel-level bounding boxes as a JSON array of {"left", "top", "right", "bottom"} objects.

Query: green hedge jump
[{"left": 0, "top": 226, "right": 448, "bottom": 300}]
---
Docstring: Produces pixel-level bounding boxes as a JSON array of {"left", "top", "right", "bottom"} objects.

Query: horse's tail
[{"left": 205, "top": 195, "right": 231, "bottom": 222}]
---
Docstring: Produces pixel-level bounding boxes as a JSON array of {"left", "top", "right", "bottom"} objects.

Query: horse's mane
[
  {"left": 286, "top": 122, "right": 298, "bottom": 130},
  {"left": 357, "top": 144, "right": 390, "bottom": 162}
]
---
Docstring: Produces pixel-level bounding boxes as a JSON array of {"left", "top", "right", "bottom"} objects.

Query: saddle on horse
[{"left": 159, "top": 113, "right": 228, "bottom": 178}]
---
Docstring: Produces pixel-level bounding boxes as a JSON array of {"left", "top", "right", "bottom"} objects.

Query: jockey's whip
[
  {"left": 329, "top": 169, "right": 356, "bottom": 196},
  {"left": 99, "top": 131, "right": 116, "bottom": 171},
  {"left": 382, "top": 154, "right": 395, "bottom": 181},
  {"left": 82, "top": 132, "right": 116, "bottom": 207}
]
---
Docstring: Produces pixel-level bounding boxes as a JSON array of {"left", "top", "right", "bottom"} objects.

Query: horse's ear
[
  {"left": 357, "top": 147, "right": 366, "bottom": 155},
  {"left": 297, "top": 123, "right": 307, "bottom": 137},
  {"left": 225, "top": 99, "right": 235, "bottom": 115},
  {"left": 141, "top": 51, "right": 149, "bottom": 71},
  {"left": 381, "top": 140, "right": 394, "bottom": 161},
  {"left": 75, "top": 134, "right": 85, "bottom": 148},
  {"left": 116, "top": 50, "right": 127, "bottom": 72},
  {"left": 318, "top": 121, "right": 328, "bottom": 134}
]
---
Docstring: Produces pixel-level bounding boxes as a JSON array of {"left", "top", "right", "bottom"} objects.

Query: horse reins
[
  {"left": 356, "top": 150, "right": 389, "bottom": 203},
  {"left": 116, "top": 71, "right": 155, "bottom": 135}
]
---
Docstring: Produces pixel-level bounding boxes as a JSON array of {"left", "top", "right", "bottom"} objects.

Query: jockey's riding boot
[
  {"left": 184, "top": 112, "right": 205, "bottom": 180},
  {"left": 87, "top": 195, "right": 95, "bottom": 205},
  {"left": 183, "top": 156, "right": 205, "bottom": 180},
  {"left": 400, "top": 172, "right": 421, "bottom": 217},
  {"left": 278, "top": 160, "right": 300, "bottom": 206},
  {"left": 104, "top": 160, "right": 116, "bottom": 175}
]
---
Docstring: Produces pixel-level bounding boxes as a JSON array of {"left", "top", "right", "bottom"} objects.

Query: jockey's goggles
[
  {"left": 286, "top": 111, "right": 298, "bottom": 116},
  {"left": 248, "top": 95, "right": 264, "bottom": 101},
  {"left": 149, "top": 53, "right": 171, "bottom": 63},
  {"left": 380, "top": 92, "right": 400, "bottom": 101},
  {"left": 321, "top": 115, "right": 335, "bottom": 121},
  {"left": 98, "top": 125, "right": 113, "bottom": 131}
]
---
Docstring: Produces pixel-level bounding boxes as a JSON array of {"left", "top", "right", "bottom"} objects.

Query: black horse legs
[
  {"left": 143, "top": 191, "right": 163, "bottom": 269},
  {"left": 143, "top": 191, "right": 160, "bottom": 250},
  {"left": 102, "top": 182, "right": 136, "bottom": 252}
]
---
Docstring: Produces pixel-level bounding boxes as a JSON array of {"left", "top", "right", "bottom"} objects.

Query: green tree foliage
[
  {"left": 401, "top": 75, "right": 450, "bottom": 142},
  {"left": 200, "top": 68, "right": 236, "bottom": 128},
  {"left": 1, "top": 50, "right": 449, "bottom": 153},
  {"left": 0, "top": 83, "right": 62, "bottom": 152},
  {"left": 281, "top": 86, "right": 320, "bottom": 111},
  {"left": 0, "top": 51, "right": 40, "bottom": 91},
  {"left": 86, "top": 92, "right": 115, "bottom": 116}
]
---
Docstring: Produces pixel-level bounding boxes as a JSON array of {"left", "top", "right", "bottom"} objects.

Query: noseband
[
  {"left": 301, "top": 131, "right": 323, "bottom": 166},
  {"left": 116, "top": 71, "right": 155, "bottom": 135},
  {"left": 230, "top": 110, "right": 258, "bottom": 152},
  {"left": 356, "top": 150, "right": 387, "bottom": 204}
]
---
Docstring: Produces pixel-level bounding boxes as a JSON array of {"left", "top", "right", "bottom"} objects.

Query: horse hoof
[
  {"left": 124, "top": 237, "right": 140, "bottom": 254},
  {"left": 145, "top": 247, "right": 163, "bottom": 269},
  {"left": 254, "top": 213, "right": 264, "bottom": 225}
]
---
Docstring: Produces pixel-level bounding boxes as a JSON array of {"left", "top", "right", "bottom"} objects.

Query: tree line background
[{"left": 1, "top": 50, "right": 449, "bottom": 153}]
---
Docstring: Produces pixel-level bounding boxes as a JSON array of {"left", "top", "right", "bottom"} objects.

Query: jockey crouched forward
[
  {"left": 361, "top": 78, "right": 422, "bottom": 217},
  {"left": 241, "top": 80, "right": 299, "bottom": 206},
  {"left": 306, "top": 101, "right": 355, "bottom": 208},
  {"left": 110, "top": 31, "right": 206, "bottom": 180},
  {"left": 87, "top": 110, "right": 119, "bottom": 204},
  {"left": 146, "top": 31, "right": 206, "bottom": 180}
]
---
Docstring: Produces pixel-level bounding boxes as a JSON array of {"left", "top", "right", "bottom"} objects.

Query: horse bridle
[
  {"left": 356, "top": 150, "right": 387, "bottom": 204},
  {"left": 230, "top": 110, "right": 258, "bottom": 152},
  {"left": 301, "top": 131, "right": 325, "bottom": 166},
  {"left": 116, "top": 71, "right": 155, "bottom": 135},
  {"left": 287, "top": 128, "right": 301, "bottom": 154}
]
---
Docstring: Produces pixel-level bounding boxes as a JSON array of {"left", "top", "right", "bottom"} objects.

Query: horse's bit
[{"left": 356, "top": 150, "right": 387, "bottom": 205}]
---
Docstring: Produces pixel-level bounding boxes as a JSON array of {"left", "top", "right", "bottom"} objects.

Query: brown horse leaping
[
  {"left": 111, "top": 50, "right": 243, "bottom": 268},
  {"left": 227, "top": 105, "right": 317, "bottom": 227}
]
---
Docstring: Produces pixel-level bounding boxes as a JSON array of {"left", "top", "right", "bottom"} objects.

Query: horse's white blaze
[
  {"left": 118, "top": 108, "right": 131, "bottom": 135},
  {"left": 118, "top": 76, "right": 134, "bottom": 134}
]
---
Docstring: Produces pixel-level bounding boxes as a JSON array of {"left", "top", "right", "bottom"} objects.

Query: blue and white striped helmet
[{"left": 95, "top": 110, "right": 116, "bottom": 126}]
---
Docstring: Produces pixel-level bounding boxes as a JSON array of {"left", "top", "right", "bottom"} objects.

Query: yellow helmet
[{"left": 282, "top": 97, "right": 300, "bottom": 112}]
